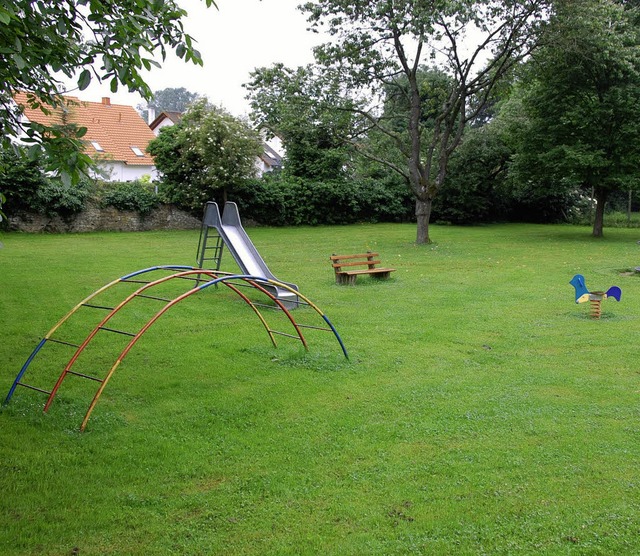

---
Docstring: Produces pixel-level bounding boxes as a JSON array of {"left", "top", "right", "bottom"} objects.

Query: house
[
  {"left": 257, "top": 141, "right": 283, "bottom": 175},
  {"left": 149, "top": 110, "right": 183, "bottom": 136},
  {"left": 148, "top": 110, "right": 284, "bottom": 176},
  {"left": 14, "top": 92, "right": 158, "bottom": 182}
]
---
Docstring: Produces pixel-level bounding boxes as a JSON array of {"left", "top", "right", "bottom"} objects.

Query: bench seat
[{"left": 330, "top": 252, "right": 396, "bottom": 285}]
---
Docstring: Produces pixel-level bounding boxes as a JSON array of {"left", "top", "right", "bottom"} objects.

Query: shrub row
[
  {"left": 230, "top": 173, "right": 415, "bottom": 226},
  {"left": 99, "top": 179, "right": 159, "bottom": 215},
  {"left": 1, "top": 170, "right": 413, "bottom": 228},
  {"left": 0, "top": 150, "right": 93, "bottom": 220}
]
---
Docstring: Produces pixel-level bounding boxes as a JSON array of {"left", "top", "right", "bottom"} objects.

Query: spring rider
[{"left": 570, "top": 274, "right": 621, "bottom": 319}]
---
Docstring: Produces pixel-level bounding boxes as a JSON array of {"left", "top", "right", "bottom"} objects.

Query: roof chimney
[{"left": 102, "top": 97, "right": 111, "bottom": 106}]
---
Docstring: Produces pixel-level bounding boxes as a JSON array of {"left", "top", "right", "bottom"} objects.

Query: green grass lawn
[{"left": 1, "top": 223, "right": 639, "bottom": 555}]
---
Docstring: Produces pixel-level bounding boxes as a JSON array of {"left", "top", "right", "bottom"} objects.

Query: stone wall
[{"left": 7, "top": 202, "right": 201, "bottom": 233}]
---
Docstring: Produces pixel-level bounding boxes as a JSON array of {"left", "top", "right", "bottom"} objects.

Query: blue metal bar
[
  {"left": 4, "top": 338, "right": 47, "bottom": 405},
  {"left": 322, "top": 315, "right": 349, "bottom": 360},
  {"left": 119, "top": 265, "right": 196, "bottom": 281}
]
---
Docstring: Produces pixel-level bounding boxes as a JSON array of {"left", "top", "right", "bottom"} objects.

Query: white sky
[{"left": 70, "top": 0, "right": 323, "bottom": 117}]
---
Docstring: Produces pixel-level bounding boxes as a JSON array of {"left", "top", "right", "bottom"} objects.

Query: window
[
  {"left": 91, "top": 141, "right": 104, "bottom": 152},
  {"left": 130, "top": 146, "right": 144, "bottom": 157}
]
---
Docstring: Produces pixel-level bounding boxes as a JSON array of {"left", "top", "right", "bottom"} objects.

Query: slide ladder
[
  {"left": 196, "top": 219, "right": 224, "bottom": 271},
  {"left": 198, "top": 201, "right": 299, "bottom": 308}
]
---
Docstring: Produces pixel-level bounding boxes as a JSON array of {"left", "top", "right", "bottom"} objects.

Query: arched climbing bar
[
  {"left": 43, "top": 270, "right": 307, "bottom": 413},
  {"left": 240, "top": 276, "right": 349, "bottom": 360},
  {"left": 4, "top": 265, "right": 197, "bottom": 406},
  {"left": 78, "top": 273, "right": 343, "bottom": 431},
  {"left": 239, "top": 278, "right": 308, "bottom": 347},
  {"left": 6, "top": 269, "right": 349, "bottom": 432}
]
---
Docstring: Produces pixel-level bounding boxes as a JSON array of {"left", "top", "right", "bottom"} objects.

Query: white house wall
[
  {"left": 152, "top": 119, "right": 175, "bottom": 136},
  {"left": 94, "top": 162, "right": 158, "bottom": 182}
]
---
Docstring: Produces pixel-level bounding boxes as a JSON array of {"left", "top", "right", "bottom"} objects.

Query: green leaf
[
  {"left": 27, "top": 144, "right": 41, "bottom": 161},
  {"left": 12, "top": 53, "right": 26, "bottom": 69},
  {"left": 78, "top": 69, "right": 92, "bottom": 90},
  {"left": 0, "top": 8, "right": 11, "bottom": 25}
]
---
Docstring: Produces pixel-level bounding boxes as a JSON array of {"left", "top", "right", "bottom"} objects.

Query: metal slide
[{"left": 201, "top": 202, "right": 299, "bottom": 307}]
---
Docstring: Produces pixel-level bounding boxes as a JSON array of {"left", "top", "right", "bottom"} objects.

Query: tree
[
  {"left": 0, "top": 146, "right": 49, "bottom": 216},
  {"left": 245, "top": 63, "right": 355, "bottom": 181},
  {"left": 138, "top": 87, "right": 201, "bottom": 123},
  {"left": 0, "top": 0, "right": 216, "bottom": 185},
  {"left": 433, "top": 122, "right": 512, "bottom": 224},
  {"left": 301, "top": 0, "right": 550, "bottom": 243},
  {"left": 510, "top": 0, "right": 640, "bottom": 237},
  {"left": 148, "top": 99, "right": 262, "bottom": 214}
]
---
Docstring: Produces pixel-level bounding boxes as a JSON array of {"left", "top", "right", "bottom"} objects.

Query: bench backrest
[{"left": 330, "top": 252, "right": 381, "bottom": 271}]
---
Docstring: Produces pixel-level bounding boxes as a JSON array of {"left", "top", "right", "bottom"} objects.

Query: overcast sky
[{"left": 73, "top": 0, "right": 323, "bottom": 116}]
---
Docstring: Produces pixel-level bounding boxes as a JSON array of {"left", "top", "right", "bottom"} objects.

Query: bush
[
  {"left": 98, "top": 179, "right": 159, "bottom": 215},
  {"left": 0, "top": 147, "right": 48, "bottom": 216},
  {"left": 148, "top": 101, "right": 263, "bottom": 215},
  {"left": 32, "top": 179, "right": 93, "bottom": 220},
  {"left": 0, "top": 147, "right": 94, "bottom": 221}
]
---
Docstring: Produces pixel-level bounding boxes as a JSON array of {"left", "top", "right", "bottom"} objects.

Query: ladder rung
[
  {"left": 66, "top": 370, "right": 104, "bottom": 383},
  {"left": 16, "top": 382, "right": 51, "bottom": 395},
  {"left": 47, "top": 338, "right": 81, "bottom": 348},
  {"left": 297, "top": 324, "right": 332, "bottom": 332},
  {"left": 270, "top": 330, "right": 302, "bottom": 340},
  {"left": 235, "top": 282, "right": 257, "bottom": 289},
  {"left": 134, "top": 294, "right": 172, "bottom": 302},
  {"left": 82, "top": 303, "right": 115, "bottom": 311},
  {"left": 253, "top": 302, "right": 280, "bottom": 309},
  {"left": 99, "top": 326, "right": 136, "bottom": 337}
]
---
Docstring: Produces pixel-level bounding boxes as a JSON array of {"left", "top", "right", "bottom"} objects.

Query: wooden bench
[{"left": 330, "top": 252, "right": 396, "bottom": 285}]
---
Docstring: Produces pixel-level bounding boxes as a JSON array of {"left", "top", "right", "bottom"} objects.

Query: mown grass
[{"left": 1, "top": 223, "right": 640, "bottom": 555}]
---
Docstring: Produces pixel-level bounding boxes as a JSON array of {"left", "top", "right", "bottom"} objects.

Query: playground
[{"left": 1, "top": 221, "right": 640, "bottom": 554}]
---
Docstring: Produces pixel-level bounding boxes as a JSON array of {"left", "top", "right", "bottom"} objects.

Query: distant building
[
  {"left": 257, "top": 141, "right": 283, "bottom": 175},
  {"left": 14, "top": 92, "right": 158, "bottom": 182},
  {"left": 149, "top": 110, "right": 183, "bottom": 136}
]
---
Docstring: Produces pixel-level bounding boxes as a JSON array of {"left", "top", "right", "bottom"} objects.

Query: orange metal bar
[
  {"left": 44, "top": 269, "right": 216, "bottom": 412},
  {"left": 80, "top": 273, "right": 306, "bottom": 430},
  {"left": 7, "top": 266, "right": 197, "bottom": 407}
]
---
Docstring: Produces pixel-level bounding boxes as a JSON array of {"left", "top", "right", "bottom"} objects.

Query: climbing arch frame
[{"left": 5, "top": 265, "right": 348, "bottom": 431}]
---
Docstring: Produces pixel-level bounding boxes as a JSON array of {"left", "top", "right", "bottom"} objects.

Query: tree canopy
[
  {"left": 138, "top": 87, "right": 201, "bottom": 123},
  {"left": 148, "top": 99, "right": 262, "bottom": 214},
  {"left": 510, "top": 0, "right": 640, "bottom": 237},
  {"left": 300, "top": 0, "right": 551, "bottom": 243},
  {"left": 246, "top": 63, "right": 355, "bottom": 181},
  {"left": 0, "top": 0, "right": 216, "bottom": 184}
]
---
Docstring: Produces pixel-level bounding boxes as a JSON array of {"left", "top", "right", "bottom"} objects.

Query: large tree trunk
[
  {"left": 592, "top": 187, "right": 608, "bottom": 238},
  {"left": 415, "top": 198, "right": 433, "bottom": 244}
]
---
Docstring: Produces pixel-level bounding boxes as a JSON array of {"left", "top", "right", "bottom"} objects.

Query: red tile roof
[{"left": 14, "top": 92, "right": 156, "bottom": 166}]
